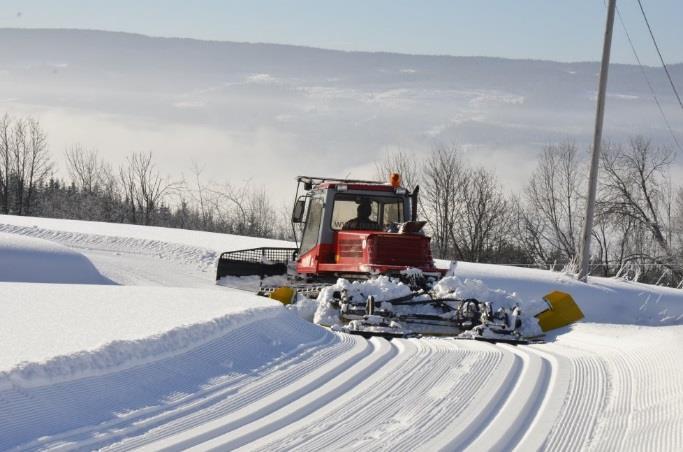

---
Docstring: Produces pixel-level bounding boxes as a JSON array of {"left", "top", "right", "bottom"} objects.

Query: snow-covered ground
[
  {"left": 1, "top": 214, "right": 682, "bottom": 451},
  {"left": 0, "top": 232, "right": 112, "bottom": 285}
]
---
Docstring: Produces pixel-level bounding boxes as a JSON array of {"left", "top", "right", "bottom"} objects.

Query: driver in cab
[{"left": 342, "top": 198, "right": 382, "bottom": 230}]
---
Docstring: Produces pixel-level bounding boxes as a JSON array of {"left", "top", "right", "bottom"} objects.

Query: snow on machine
[{"left": 216, "top": 175, "right": 583, "bottom": 342}]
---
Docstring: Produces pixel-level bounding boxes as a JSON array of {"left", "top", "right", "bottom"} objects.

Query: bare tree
[
  {"left": 599, "top": 137, "right": 678, "bottom": 279},
  {"left": 132, "top": 152, "right": 173, "bottom": 225},
  {"left": 10, "top": 118, "right": 28, "bottom": 214},
  {"left": 65, "top": 145, "right": 104, "bottom": 193},
  {"left": 193, "top": 180, "right": 282, "bottom": 238},
  {"left": 421, "top": 147, "right": 466, "bottom": 258},
  {"left": 188, "top": 162, "right": 214, "bottom": 230},
  {"left": 457, "top": 167, "right": 510, "bottom": 262},
  {"left": 524, "top": 142, "right": 583, "bottom": 263},
  {"left": 673, "top": 187, "right": 683, "bottom": 265},
  {"left": 0, "top": 114, "right": 11, "bottom": 213},
  {"left": 601, "top": 137, "right": 673, "bottom": 257},
  {"left": 24, "top": 118, "right": 52, "bottom": 215},
  {"left": 98, "top": 161, "right": 121, "bottom": 220},
  {"left": 6, "top": 117, "right": 51, "bottom": 215},
  {"left": 245, "top": 187, "right": 277, "bottom": 237},
  {"left": 207, "top": 182, "right": 248, "bottom": 233},
  {"left": 421, "top": 146, "right": 516, "bottom": 262},
  {"left": 119, "top": 155, "right": 138, "bottom": 223},
  {"left": 511, "top": 196, "right": 549, "bottom": 265},
  {"left": 273, "top": 201, "right": 296, "bottom": 241},
  {"left": 675, "top": 187, "right": 683, "bottom": 237},
  {"left": 65, "top": 148, "right": 121, "bottom": 222}
]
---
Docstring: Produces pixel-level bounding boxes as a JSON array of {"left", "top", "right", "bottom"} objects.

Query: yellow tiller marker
[
  {"left": 535, "top": 291, "right": 585, "bottom": 332},
  {"left": 269, "top": 286, "right": 297, "bottom": 305}
]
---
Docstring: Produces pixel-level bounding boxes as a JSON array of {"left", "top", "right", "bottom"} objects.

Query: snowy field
[{"left": 1, "top": 214, "right": 682, "bottom": 451}]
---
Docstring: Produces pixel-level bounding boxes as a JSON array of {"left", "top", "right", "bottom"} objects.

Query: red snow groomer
[
  {"left": 217, "top": 174, "right": 444, "bottom": 287},
  {"left": 216, "top": 175, "right": 583, "bottom": 341}
]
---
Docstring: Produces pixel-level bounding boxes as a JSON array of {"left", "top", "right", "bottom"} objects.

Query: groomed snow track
[
  {"left": 0, "top": 326, "right": 532, "bottom": 451},
  {"left": 6, "top": 324, "right": 682, "bottom": 451},
  {"left": 2, "top": 217, "right": 682, "bottom": 451}
]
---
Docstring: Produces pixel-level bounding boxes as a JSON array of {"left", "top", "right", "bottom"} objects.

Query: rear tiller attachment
[{"left": 329, "top": 289, "right": 534, "bottom": 344}]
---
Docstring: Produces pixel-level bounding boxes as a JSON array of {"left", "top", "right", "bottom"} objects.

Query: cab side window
[{"left": 300, "top": 197, "right": 324, "bottom": 254}]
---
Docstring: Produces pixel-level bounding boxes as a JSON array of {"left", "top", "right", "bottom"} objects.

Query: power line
[
  {"left": 636, "top": 0, "right": 683, "bottom": 112},
  {"left": 615, "top": 4, "right": 683, "bottom": 151}
]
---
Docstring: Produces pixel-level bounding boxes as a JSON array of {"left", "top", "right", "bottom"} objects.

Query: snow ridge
[
  {"left": 0, "top": 305, "right": 283, "bottom": 390},
  {"left": 0, "top": 231, "right": 112, "bottom": 284},
  {"left": 0, "top": 311, "right": 334, "bottom": 451},
  {"left": 0, "top": 223, "right": 217, "bottom": 271}
]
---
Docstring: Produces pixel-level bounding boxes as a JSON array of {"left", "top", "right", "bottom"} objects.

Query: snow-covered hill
[
  {"left": 2, "top": 29, "right": 682, "bottom": 196},
  {"left": 1, "top": 214, "right": 682, "bottom": 451}
]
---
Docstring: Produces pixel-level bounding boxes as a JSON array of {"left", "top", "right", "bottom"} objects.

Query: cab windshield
[{"left": 331, "top": 193, "right": 404, "bottom": 231}]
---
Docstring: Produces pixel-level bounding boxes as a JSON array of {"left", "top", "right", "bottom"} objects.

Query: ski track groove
[
  {"left": 382, "top": 340, "right": 503, "bottom": 452},
  {"left": 97, "top": 334, "right": 372, "bottom": 451},
  {"left": 543, "top": 332, "right": 683, "bottom": 452},
  {"left": 384, "top": 340, "right": 488, "bottom": 452},
  {"left": 239, "top": 338, "right": 426, "bottom": 451},
  {"left": 513, "top": 345, "right": 571, "bottom": 452},
  {"left": 3, "top": 313, "right": 337, "bottom": 451},
  {"left": 241, "top": 337, "right": 453, "bottom": 451},
  {"left": 162, "top": 337, "right": 395, "bottom": 451},
  {"left": 601, "top": 338, "right": 679, "bottom": 452},
  {"left": 462, "top": 343, "right": 551, "bottom": 452},
  {"left": 98, "top": 332, "right": 365, "bottom": 452},
  {"left": 540, "top": 346, "right": 609, "bottom": 451},
  {"left": 415, "top": 340, "right": 517, "bottom": 452}
]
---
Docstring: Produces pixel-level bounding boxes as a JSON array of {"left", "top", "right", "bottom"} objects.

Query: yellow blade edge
[
  {"left": 535, "top": 291, "right": 585, "bottom": 332},
  {"left": 269, "top": 286, "right": 297, "bottom": 305}
]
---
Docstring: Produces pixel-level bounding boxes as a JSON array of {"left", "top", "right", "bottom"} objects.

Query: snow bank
[
  {"left": 1, "top": 307, "right": 330, "bottom": 452},
  {"left": 0, "top": 232, "right": 111, "bottom": 284},
  {"left": 0, "top": 215, "right": 294, "bottom": 280},
  {"left": 0, "top": 282, "right": 283, "bottom": 386},
  {"left": 0, "top": 214, "right": 293, "bottom": 255},
  {"left": 447, "top": 261, "right": 683, "bottom": 326}
]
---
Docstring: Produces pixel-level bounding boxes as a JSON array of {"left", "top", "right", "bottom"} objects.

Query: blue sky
[{"left": 0, "top": 0, "right": 681, "bottom": 65}]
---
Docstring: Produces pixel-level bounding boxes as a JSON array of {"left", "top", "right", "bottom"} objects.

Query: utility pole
[{"left": 578, "top": 0, "right": 617, "bottom": 282}]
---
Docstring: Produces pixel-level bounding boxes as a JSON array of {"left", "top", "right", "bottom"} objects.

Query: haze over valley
[{"left": 1, "top": 28, "right": 681, "bottom": 200}]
